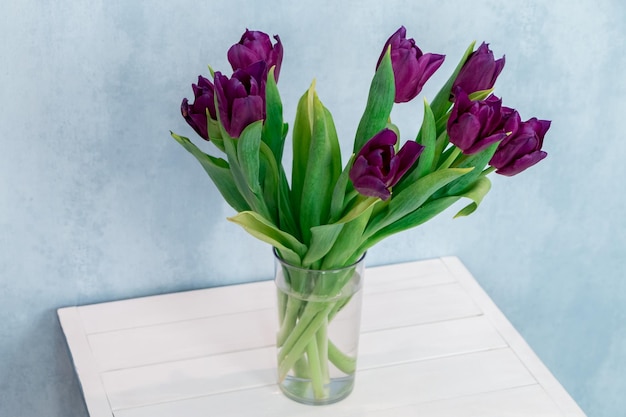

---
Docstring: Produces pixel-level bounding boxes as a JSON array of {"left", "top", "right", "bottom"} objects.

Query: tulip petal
[
  {"left": 451, "top": 42, "right": 505, "bottom": 99},
  {"left": 350, "top": 128, "right": 422, "bottom": 200},
  {"left": 366, "top": 127, "right": 397, "bottom": 148},
  {"left": 229, "top": 96, "right": 264, "bottom": 138},
  {"left": 465, "top": 132, "right": 506, "bottom": 154},
  {"left": 227, "top": 45, "right": 259, "bottom": 71},
  {"left": 491, "top": 116, "right": 551, "bottom": 175},
  {"left": 213, "top": 72, "right": 232, "bottom": 135},
  {"left": 349, "top": 155, "right": 369, "bottom": 180},
  {"left": 449, "top": 113, "right": 481, "bottom": 152},
  {"left": 378, "top": 26, "right": 445, "bottom": 103},
  {"left": 269, "top": 35, "right": 283, "bottom": 80},
  {"left": 496, "top": 150, "right": 547, "bottom": 176},
  {"left": 392, "top": 141, "right": 424, "bottom": 185},
  {"left": 227, "top": 29, "right": 283, "bottom": 82},
  {"left": 418, "top": 53, "right": 446, "bottom": 85},
  {"left": 353, "top": 175, "right": 392, "bottom": 200}
]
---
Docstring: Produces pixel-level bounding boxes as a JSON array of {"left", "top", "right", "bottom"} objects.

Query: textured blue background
[{"left": 1, "top": 1, "right": 624, "bottom": 416}]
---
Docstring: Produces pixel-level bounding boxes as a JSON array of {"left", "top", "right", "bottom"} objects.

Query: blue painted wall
[{"left": 1, "top": 1, "right": 624, "bottom": 416}]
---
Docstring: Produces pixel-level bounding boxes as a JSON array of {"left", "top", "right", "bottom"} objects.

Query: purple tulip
[
  {"left": 490, "top": 117, "right": 551, "bottom": 176},
  {"left": 228, "top": 29, "right": 283, "bottom": 81},
  {"left": 350, "top": 129, "right": 424, "bottom": 200},
  {"left": 181, "top": 75, "right": 216, "bottom": 140},
  {"left": 447, "top": 88, "right": 517, "bottom": 154},
  {"left": 377, "top": 26, "right": 445, "bottom": 103},
  {"left": 451, "top": 42, "right": 505, "bottom": 100},
  {"left": 214, "top": 61, "right": 267, "bottom": 138}
]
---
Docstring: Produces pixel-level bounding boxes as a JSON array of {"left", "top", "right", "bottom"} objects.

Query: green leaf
[
  {"left": 298, "top": 88, "right": 341, "bottom": 243},
  {"left": 323, "top": 106, "right": 342, "bottom": 179},
  {"left": 395, "top": 99, "right": 437, "bottom": 194},
  {"left": 358, "top": 196, "right": 461, "bottom": 253},
  {"left": 170, "top": 132, "right": 249, "bottom": 212},
  {"left": 228, "top": 211, "right": 306, "bottom": 265},
  {"left": 431, "top": 130, "right": 450, "bottom": 169},
  {"left": 222, "top": 132, "right": 271, "bottom": 220},
  {"left": 303, "top": 223, "right": 344, "bottom": 267},
  {"left": 321, "top": 204, "right": 374, "bottom": 269},
  {"left": 415, "top": 99, "right": 437, "bottom": 178},
  {"left": 359, "top": 175, "right": 492, "bottom": 253},
  {"left": 237, "top": 121, "right": 264, "bottom": 195},
  {"left": 454, "top": 176, "right": 491, "bottom": 217},
  {"left": 429, "top": 41, "right": 476, "bottom": 120},
  {"left": 337, "top": 196, "right": 379, "bottom": 224},
  {"left": 303, "top": 195, "right": 378, "bottom": 267},
  {"left": 210, "top": 93, "right": 269, "bottom": 218},
  {"left": 468, "top": 88, "right": 494, "bottom": 101},
  {"left": 291, "top": 83, "right": 315, "bottom": 225},
  {"left": 277, "top": 168, "right": 299, "bottom": 238},
  {"left": 443, "top": 142, "right": 498, "bottom": 196},
  {"left": 364, "top": 167, "right": 472, "bottom": 239},
  {"left": 207, "top": 118, "right": 225, "bottom": 152},
  {"left": 329, "top": 154, "right": 355, "bottom": 222},
  {"left": 262, "top": 66, "right": 286, "bottom": 163},
  {"left": 353, "top": 47, "right": 395, "bottom": 153},
  {"left": 259, "top": 141, "right": 280, "bottom": 226}
]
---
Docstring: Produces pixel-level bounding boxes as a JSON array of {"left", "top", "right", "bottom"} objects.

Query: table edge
[{"left": 440, "top": 256, "right": 587, "bottom": 417}]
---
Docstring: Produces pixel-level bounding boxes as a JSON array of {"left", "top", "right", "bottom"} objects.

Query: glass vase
[{"left": 273, "top": 249, "right": 366, "bottom": 405}]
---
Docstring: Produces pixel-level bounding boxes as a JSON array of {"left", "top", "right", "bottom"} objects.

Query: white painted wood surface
[{"left": 57, "top": 256, "right": 587, "bottom": 417}]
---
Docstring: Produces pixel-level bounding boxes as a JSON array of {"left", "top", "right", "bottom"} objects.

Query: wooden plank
[
  {"left": 441, "top": 256, "right": 587, "bottom": 417},
  {"left": 78, "top": 259, "right": 450, "bottom": 336},
  {"left": 87, "top": 281, "right": 482, "bottom": 372},
  {"left": 103, "top": 346, "right": 276, "bottom": 411},
  {"left": 347, "top": 348, "right": 536, "bottom": 411},
  {"left": 57, "top": 307, "right": 113, "bottom": 417},
  {"left": 363, "top": 258, "right": 456, "bottom": 292},
  {"left": 78, "top": 280, "right": 275, "bottom": 334},
  {"left": 57, "top": 257, "right": 587, "bottom": 417},
  {"left": 362, "top": 283, "right": 481, "bottom": 331},
  {"left": 358, "top": 315, "right": 507, "bottom": 369},
  {"left": 112, "top": 349, "right": 537, "bottom": 417},
  {"left": 353, "top": 385, "right": 566, "bottom": 417},
  {"left": 88, "top": 308, "right": 276, "bottom": 372},
  {"left": 103, "top": 316, "right": 506, "bottom": 410}
]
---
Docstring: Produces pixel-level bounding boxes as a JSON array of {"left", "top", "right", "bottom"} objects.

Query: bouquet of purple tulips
[{"left": 171, "top": 26, "right": 550, "bottom": 402}]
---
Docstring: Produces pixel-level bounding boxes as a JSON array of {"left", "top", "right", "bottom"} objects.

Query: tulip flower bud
[
  {"left": 214, "top": 61, "right": 267, "bottom": 138},
  {"left": 377, "top": 26, "right": 445, "bottom": 103},
  {"left": 228, "top": 29, "right": 283, "bottom": 81},
  {"left": 490, "top": 117, "right": 550, "bottom": 176},
  {"left": 447, "top": 88, "right": 515, "bottom": 154},
  {"left": 180, "top": 75, "right": 216, "bottom": 140},
  {"left": 349, "top": 129, "right": 424, "bottom": 200},
  {"left": 451, "top": 42, "right": 505, "bottom": 100}
]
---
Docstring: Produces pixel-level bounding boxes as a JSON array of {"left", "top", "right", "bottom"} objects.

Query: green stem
[
  {"left": 278, "top": 301, "right": 336, "bottom": 381},
  {"left": 276, "top": 261, "right": 361, "bottom": 386},
  {"left": 305, "top": 338, "right": 327, "bottom": 398},
  {"left": 439, "top": 147, "right": 462, "bottom": 170},
  {"left": 292, "top": 356, "right": 310, "bottom": 379},
  {"left": 277, "top": 288, "right": 288, "bottom": 324},
  {"left": 316, "top": 318, "right": 329, "bottom": 382},
  {"left": 277, "top": 297, "right": 303, "bottom": 347},
  {"left": 328, "top": 339, "right": 357, "bottom": 374},
  {"left": 278, "top": 294, "right": 358, "bottom": 382}
]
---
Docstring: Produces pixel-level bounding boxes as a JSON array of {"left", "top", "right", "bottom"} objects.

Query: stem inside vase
[{"left": 273, "top": 249, "right": 365, "bottom": 405}]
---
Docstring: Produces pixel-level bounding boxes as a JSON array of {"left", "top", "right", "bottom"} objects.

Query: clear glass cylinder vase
[{"left": 274, "top": 249, "right": 366, "bottom": 405}]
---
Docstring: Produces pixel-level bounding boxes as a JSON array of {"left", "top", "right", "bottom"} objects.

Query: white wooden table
[{"left": 58, "top": 256, "right": 587, "bottom": 417}]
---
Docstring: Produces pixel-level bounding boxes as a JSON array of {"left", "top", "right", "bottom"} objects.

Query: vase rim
[{"left": 272, "top": 247, "right": 366, "bottom": 272}]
